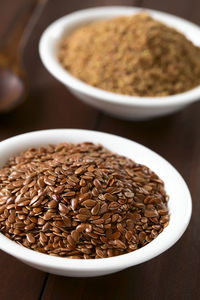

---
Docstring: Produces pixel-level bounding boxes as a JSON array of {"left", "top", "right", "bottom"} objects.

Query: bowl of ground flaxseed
[
  {"left": 39, "top": 6, "right": 200, "bottom": 120},
  {"left": 0, "top": 129, "right": 191, "bottom": 277}
]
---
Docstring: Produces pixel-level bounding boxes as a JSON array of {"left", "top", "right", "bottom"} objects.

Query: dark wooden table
[{"left": 0, "top": 0, "right": 200, "bottom": 299}]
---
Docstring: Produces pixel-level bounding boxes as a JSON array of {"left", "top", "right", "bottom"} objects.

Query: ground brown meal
[
  {"left": 0, "top": 142, "right": 169, "bottom": 259},
  {"left": 58, "top": 12, "right": 200, "bottom": 97}
]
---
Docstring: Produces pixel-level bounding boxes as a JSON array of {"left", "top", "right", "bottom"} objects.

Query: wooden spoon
[{"left": 0, "top": 0, "right": 47, "bottom": 113}]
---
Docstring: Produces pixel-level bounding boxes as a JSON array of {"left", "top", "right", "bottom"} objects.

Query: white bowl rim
[
  {"left": 39, "top": 6, "right": 200, "bottom": 107},
  {"left": 0, "top": 129, "right": 192, "bottom": 272}
]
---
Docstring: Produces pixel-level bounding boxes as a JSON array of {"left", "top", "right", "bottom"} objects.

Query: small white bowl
[
  {"left": 0, "top": 129, "right": 192, "bottom": 277},
  {"left": 39, "top": 6, "right": 200, "bottom": 120}
]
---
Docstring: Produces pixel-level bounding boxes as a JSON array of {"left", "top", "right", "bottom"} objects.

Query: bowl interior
[
  {"left": 39, "top": 6, "right": 200, "bottom": 106},
  {"left": 0, "top": 129, "right": 192, "bottom": 272}
]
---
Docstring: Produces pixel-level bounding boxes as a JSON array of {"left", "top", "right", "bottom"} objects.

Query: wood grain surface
[{"left": 0, "top": 0, "right": 199, "bottom": 299}]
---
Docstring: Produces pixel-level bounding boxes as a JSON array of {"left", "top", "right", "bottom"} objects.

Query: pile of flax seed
[{"left": 0, "top": 143, "right": 169, "bottom": 258}]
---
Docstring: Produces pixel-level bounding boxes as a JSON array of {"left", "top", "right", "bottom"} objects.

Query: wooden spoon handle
[{"left": 2, "top": 0, "right": 48, "bottom": 64}]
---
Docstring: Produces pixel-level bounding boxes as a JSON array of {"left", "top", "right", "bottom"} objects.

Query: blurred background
[{"left": 0, "top": 0, "right": 200, "bottom": 299}]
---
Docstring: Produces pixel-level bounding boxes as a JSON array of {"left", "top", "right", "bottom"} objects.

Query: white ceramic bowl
[
  {"left": 39, "top": 6, "right": 200, "bottom": 120},
  {"left": 0, "top": 129, "right": 192, "bottom": 277}
]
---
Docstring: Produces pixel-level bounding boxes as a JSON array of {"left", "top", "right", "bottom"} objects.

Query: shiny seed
[
  {"left": 117, "top": 223, "right": 124, "bottom": 233},
  {"left": 62, "top": 216, "right": 71, "bottom": 227},
  {"left": 76, "top": 224, "right": 87, "bottom": 232},
  {"left": 91, "top": 203, "right": 100, "bottom": 215},
  {"left": 29, "top": 195, "right": 40, "bottom": 206},
  {"left": 79, "top": 208, "right": 91, "bottom": 216},
  {"left": 99, "top": 203, "right": 108, "bottom": 214},
  {"left": 44, "top": 177, "right": 54, "bottom": 185},
  {"left": 112, "top": 214, "right": 119, "bottom": 222},
  {"left": 108, "top": 202, "right": 120, "bottom": 210},
  {"left": 82, "top": 199, "right": 96, "bottom": 208},
  {"left": 139, "top": 232, "right": 146, "bottom": 243},
  {"left": 93, "top": 179, "right": 101, "bottom": 188},
  {"left": 43, "top": 211, "right": 53, "bottom": 221},
  {"left": 76, "top": 214, "right": 89, "bottom": 222},
  {"left": 71, "top": 198, "right": 78, "bottom": 210},
  {"left": 58, "top": 203, "right": 68, "bottom": 214},
  {"left": 114, "top": 240, "right": 126, "bottom": 249},
  {"left": 54, "top": 186, "right": 65, "bottom": 194},
  {"left": 111, "top": 231, "right": 121, "bottom": 239},
  {"left": 71, "top": 230, "right": 80, "bottom": 243},
  {"left": 75, "top": 167, "right": 85, "bottom": 175},
  {"left": 104, "top": 193, "right": 117, "bottom": 201},
  {"left": 144, "top": 209, "right": 159, "bottom": 218},
  {"left": 79, "top": 193, "right": 91, "bottom": 201},
  {"left": 26, "top": 233, "right": 35, "bottom": 243},
  {"left": 8, "top": 214, "right": 15, "bottom": 224},
  {"left": 79, "top": 179, "right": 86, "bottom": 186},
  {"left": 40, "top": 232, "right": 48, "bottom": 243},
  {"left": 96, "top": 248, "right": 104, "bottom": 258},
  {"left": 18, "top": 200, "right": 30, "bottom": 207},
  {"left": 67, "top": 235, "right": 76, "bottom": 247},
  {"left": 38, "top": 178, "right": 45, "bottom": 188},
  {"left": 25, "top": 223, "right": 35, "bottom": 231}
]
